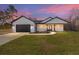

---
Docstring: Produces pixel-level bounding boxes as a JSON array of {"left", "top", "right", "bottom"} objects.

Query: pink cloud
[
  {"left": 12, "top": 11, "right": 32, "bottom": 19},
  {"left": 37, "top": 17, "right": 46, "bottom": 20},
  {"left": 17, "top": 11, "right": 32, "bottom": 17},
  {"left": 39, "top": 4, "right": 79, "bottom": 14}
]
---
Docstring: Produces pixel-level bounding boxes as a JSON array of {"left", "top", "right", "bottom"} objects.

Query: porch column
[{"left": 54, "top": 24, "right": 56, "bottom": 31}]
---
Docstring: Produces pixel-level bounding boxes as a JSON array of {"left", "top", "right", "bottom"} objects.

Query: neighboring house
[{"left": 11, "top": 16, "right": 68, "bottom": 32}]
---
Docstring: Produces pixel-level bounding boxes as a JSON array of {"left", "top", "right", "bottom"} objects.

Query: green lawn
[{"left": 0, "top": 32, "right": 79, "bottom": 55}]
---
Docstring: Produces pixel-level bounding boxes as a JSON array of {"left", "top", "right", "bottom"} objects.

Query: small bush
[{"left": 0, "top": 23, "right": 12, "bottom": 29}]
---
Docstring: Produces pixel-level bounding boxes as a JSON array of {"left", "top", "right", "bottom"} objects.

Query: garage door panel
[{"left": 16, "top": 25, "right": 30, "bottom": 32}]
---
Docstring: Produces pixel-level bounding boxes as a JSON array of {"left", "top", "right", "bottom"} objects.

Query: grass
[{"left": 0, "top": 32, "right": 79, "bottom": 55}]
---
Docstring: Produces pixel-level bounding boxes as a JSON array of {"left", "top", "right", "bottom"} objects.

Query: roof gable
[
  {"left": 12, "top": 16, "right": 68, "bottom": 24},
  {"left": 11, "top": 16, "right": 35, "bottom": 23},
  {"left": 41, "top": 17, "right": 68, "bottom": 24},
  {"left": 12, "top": 16, "right": 35, "bottom": 25},
  {"left": 41, "top": 17, "right": 53, "bottom": 23}
]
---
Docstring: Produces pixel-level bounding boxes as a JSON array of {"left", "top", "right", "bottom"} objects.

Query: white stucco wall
[
  {"left": 12, "top": 25, "right": 16, "bottom": 32},
  {"left": 30, "top": 25, "right": 35, "bottom": 32},
  {"left": 55, "top": 24, "right": 64, "bottom": 31},
  {"left": 37, "top": 24, "right": 47, "bottom": 32}
]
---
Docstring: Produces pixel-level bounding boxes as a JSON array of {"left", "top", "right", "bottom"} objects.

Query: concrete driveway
[
  {"left": 0, "top": 32, "right": 56, "bottom": 46},
  {"left": 0, "top": 33, "right": 26, "bottom": 46}
]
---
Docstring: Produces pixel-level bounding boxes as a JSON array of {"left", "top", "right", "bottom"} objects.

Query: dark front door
[{"left": 16, "top": 25, "right": 30, "bottom": 32}]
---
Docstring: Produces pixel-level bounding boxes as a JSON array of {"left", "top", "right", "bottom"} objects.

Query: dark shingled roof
[
  {"left": 11, "top": 16, "right": 69, "bottom": 24},
  {"left": 11, "top": 16, "right": 38, "bottom": 24},
  {"left": 41, "top": 16, "right": 70, "bottom": 23}
]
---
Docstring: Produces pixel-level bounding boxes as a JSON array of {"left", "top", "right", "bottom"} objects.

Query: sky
[{"left": 0, "top": 4, "right": 79, "bottom": 20}]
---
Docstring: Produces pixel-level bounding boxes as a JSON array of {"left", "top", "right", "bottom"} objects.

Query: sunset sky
[{"left": 0, "top": 4, "right": 79, "bottom": 20}]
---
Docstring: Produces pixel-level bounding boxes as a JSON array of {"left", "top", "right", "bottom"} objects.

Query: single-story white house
[{"left": 11, "top": 16, "right": 68, "bottom": 32}]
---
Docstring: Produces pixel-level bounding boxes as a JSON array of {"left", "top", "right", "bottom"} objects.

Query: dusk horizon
[{"left": 0, "top": 4, "right": 79, "bottom": 20}]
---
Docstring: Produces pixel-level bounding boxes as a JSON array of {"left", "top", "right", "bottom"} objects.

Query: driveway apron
[{"left": 0, "top": 33, "right": 25, "bottom": 46}]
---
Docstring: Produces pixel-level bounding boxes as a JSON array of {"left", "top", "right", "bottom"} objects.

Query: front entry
[
  {"left": 47, "top": 24, "right": 55, "bottom": 31},
  {"left": 47, "top": 24, "right": 64, "bottom": 31},
  {"left": 16, "top": 25, "right": 30, "bottom": 32},
  {"left": 37, "top": 24, "right": 63, "bottom": 32}
]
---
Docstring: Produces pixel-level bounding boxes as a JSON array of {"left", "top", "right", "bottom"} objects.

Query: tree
[
  {"left": 5, "top": 5, "right": 17, "bottom": 23},
  {"left": 0, "top": 5, "right": 18, "bottom": 25},
  {"left": 0, "top": 10, "right": 6, "bottom": 25},
  {"left": 68, "top": 8, "right": 79, "bottom": 31}
]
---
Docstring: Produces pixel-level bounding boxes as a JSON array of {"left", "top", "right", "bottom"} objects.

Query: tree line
[{"left": 65, "top": 8, "right": 79, "bottom": 31}]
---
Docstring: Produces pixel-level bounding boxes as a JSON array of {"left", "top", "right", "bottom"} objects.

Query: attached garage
[{"left": 11, "top": 16, "right": 35, "bottom": 32}]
